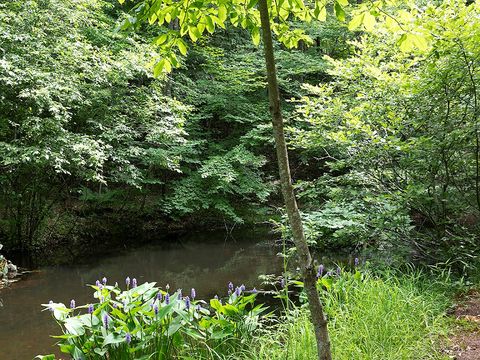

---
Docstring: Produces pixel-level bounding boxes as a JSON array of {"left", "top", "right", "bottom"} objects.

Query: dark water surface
[{"left": 0, "top": 230, "right": 282, "bottom": 360}]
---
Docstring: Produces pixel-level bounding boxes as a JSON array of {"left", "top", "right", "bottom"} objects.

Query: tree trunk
[{"left": 257, "top": 0, "right": 333, "bottom": 359}]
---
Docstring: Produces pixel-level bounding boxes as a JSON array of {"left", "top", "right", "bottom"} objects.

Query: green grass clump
[{"left": 250, "top": 271, "right": 451, "bottom": 360}]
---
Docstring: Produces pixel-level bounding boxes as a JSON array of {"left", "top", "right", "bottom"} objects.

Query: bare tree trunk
[{"left": 258, "top": 0, "right": 332, "bottom": 359}]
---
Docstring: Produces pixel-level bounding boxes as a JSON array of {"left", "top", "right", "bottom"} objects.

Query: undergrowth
[{"left": 250, "top": 270, "right": 453, "bottom": 360}]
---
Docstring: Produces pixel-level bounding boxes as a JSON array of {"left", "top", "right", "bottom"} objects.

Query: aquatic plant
[{"left": 37, "top": 280, "right": 266, "bottom": 360}]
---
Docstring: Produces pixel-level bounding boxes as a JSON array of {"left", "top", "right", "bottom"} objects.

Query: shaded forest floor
[{"left": 444, "top": 290, "right": 480, "bottom": 360}]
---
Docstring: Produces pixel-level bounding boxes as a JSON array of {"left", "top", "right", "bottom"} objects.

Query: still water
[{"left": 0, "top": 230, "right": 282, "bottom": 360}]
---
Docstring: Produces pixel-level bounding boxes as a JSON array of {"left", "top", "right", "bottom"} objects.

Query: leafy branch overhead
[
  {"left": 118, "top": 0, "right": 348, "bottom": 74},
  {"left": 119, "top": 0, "right": 432, "bottom": 75}
]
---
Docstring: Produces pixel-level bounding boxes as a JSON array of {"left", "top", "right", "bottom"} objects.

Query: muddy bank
[{"left": 0, "top": 244, "right": 18, "bottom": 289}]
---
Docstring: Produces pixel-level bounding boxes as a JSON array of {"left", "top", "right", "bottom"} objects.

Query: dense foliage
[
  {"left": 0, "top": 0, "right": 350, "bottom": 253},
  {"left": 287, "top": 0, "right": 480, "bottom": 269},
  {"left": 0, "top": 0, "right": 190, "bottom": 249},
  {"left": 1, "top": 0, "right": 479, "bottom": 359},
  {"left": 1, "top": 0, "right": 479, "bottom": 272}
]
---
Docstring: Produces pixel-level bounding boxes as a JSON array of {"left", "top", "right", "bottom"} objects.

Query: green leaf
[
  {"left": 251, "top": 27, "right": 261, "bottom": 46},
  {"left": 176, "top": 39, "right": 188, "bottom": 55},
  {"left": 59, "top": 344, "right": 74, "bottom": 354},
  {"left": 103, "top": 333, "right": 126, "bottom": 346},
  {"left": 218, "top": 5, "right": 227, "bottom": 23},
  {"left": 210, "top": 298, "right": 223, "bottom": 311},
  {"left": 247, "top": 0, "right": 258, "bottom": 9},
  {"left": 188, "top": 26, "right": 201, "bottom": 42},
  {"left": 64, "top": 317, "right": 85, "bottom": 336},
  {"left": 334, "top": 2, "right": 346, "bottom": 22},
  {"left": 205, "top": 15, "right": 215, "bottom": 33},
  {"left": 321, "top": 277, "right": 333, "bottom": 290},
  {"left": 397, "top": 33, "right": 411, "bottom": 52},
  {"left": 411, "top": 33, "right": 429, "bottom": 51},
  {"left": 223, "top": 303, "right": 240, "bottom": 315},
  {"left": 155, "top": 34, "right": 168, "bottom": 46},
  {"left": 153, "top": 59, "right": 166, "bottom": 76},
  {"left": 167, "top": 319, "right": 182, "bottom": 336},
  {"left": 348, "top": 13, "right": 364, "bottom": 30},
  {"left": 314, "top": 3, "right": 327, "bottom": 21},
  {"left": 363, "top": 12, "right": 376, "bottom": 31},
  {"left": 72, "top": 347, "right": 86, "bottom": 360}
]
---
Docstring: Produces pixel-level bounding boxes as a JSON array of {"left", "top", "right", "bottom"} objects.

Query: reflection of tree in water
[{"left": 158, "top": 242, "right": 282, "bottom": 297}]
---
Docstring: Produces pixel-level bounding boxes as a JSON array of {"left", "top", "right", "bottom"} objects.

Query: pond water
[{"left": 0, "top": 229, "right": 283, "bottom": 360}]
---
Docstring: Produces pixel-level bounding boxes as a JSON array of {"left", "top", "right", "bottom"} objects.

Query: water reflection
[{"left": 0, "top": 231, "right": 282, "bottom": 360}]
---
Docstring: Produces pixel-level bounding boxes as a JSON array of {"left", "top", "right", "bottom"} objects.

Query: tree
[
  {"left": 0, "top": 0, "right": 189, "bottom": 248},
  {"left": 291, "top": 0, "right": 480, "bottom": 269},
  {"left": 118, "top": 0, "right": 436, "bottom": 356},
  {"left": 118, "top": 0, "right": 346, "bottom": 358}
]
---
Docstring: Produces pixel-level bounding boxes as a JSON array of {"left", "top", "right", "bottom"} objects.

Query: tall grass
[{"left": 250, "top": 271, "right": 451, "bottom": 360}]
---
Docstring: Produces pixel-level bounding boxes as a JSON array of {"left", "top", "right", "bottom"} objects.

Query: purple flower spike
[
  {"left": 88, "top": 304, "right": 94, "bottom": 314},
  {"left": 191, "top": 288, "right": 196, "bottom": 300},
  {"left": 228, "top": 282, "right": 234, "bottom": 292},
  {"left": 132, "top": 278, "right": 137, "bottom": 288},
  {"left": 103, "top": 314, "right": 109, "bottom": 329},
  {"left": 126, "top": 277, "right": 131, "bottom": 287},
  {"left": 125, "top": 333, "right": 131, "bottom": 344},
  {"left": 95, "top": 280, "right": 101, "bottom": 287},
  {"left": 165, "top": 293, "right": 170, "bottom": 305},
  {"left": 112, "top": 303, "right": 117, "bottom": 309},
  {"left": 196, "top": 304, "right": 201, "bottom": 311},
  {"left": 154, "top": 303, "right": 159, "bottom": 315},
  {"left": 336, "top": 267, "right": 341, "bottom": 276},
  {"left": 235, "top": 287, "right": 241, "bottom": 297},
  {"left": 214, "top": 295, "right": 219, "bottom": 300},
  {"left": 157, "top": 292, "right": 163, "bottom": 302},
  {"left": 185, "top": 296, "right": 190, "bottom": 311},
  {"left": 317, "top": 264, "right": 324, "bottom": 278},
  {"left": 252, "top": 288, "right": 258, "bottom": 293},
  {"left": 102, "top": 277, "right": 107, "bottom": 285},
  {"left": 228, "top": 290, "right": 232, "bottom": 296},
  {"left": 70, "top": 299, "right": 76, "bottom": 309},
  {"left": 354, "top": 258, "right": 359, "bottom": 267},
  {"left": 240, "top": 284, "right": 246, "bottom": 291}
]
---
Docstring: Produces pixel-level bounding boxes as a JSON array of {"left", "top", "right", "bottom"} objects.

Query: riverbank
[
  {"left": 251, "top": 270, "right": 454, "bottom": 360},
  {"left": 0, "top": 246, "right": 17, "bottom": 289},
  {"left": 34, "top": 267, "right": 474, "bottom": 360}
]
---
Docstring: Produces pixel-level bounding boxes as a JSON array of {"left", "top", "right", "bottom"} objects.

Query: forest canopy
[{"left": 0, "top": 0, "right": 479, "bottom": 274}]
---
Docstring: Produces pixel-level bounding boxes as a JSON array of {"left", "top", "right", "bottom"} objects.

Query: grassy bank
[
  {"left": 250, "top": 271, "right": 453, "bottom": 360},
  {"left": 37, "top": 267, "right": 461, "bottom": 359}
]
